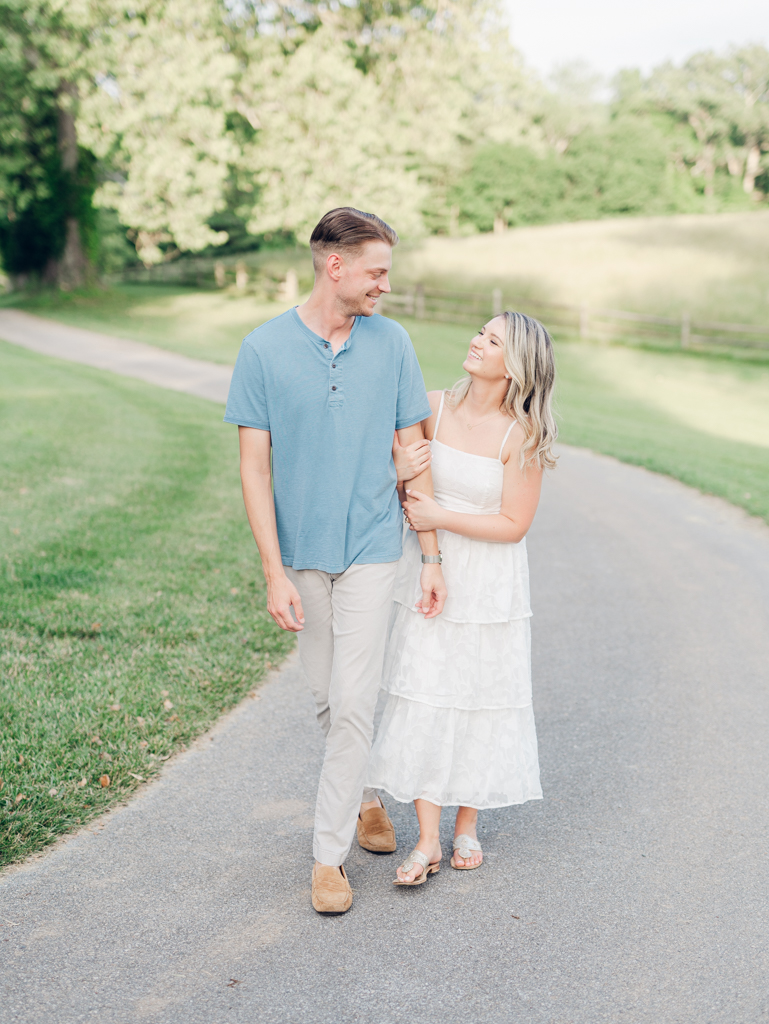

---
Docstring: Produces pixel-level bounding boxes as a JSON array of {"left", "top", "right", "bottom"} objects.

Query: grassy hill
[{"left": 396, "top": 210, "right": 769, "bottom": 327}]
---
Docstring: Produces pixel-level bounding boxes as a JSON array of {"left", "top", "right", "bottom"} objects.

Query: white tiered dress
[{"left": 366, "top": 393, "right": 543, "bottom": 809}]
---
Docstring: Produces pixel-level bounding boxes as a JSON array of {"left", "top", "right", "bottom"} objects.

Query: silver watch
[{"left": 421, "top": 552, "right": 442, "bottom": 564}]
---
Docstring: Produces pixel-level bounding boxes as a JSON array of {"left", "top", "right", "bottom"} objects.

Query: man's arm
[
  {"left": 397, "top": 421, "right": 447, "bottom": 619},
  {"left": 238, "top": 426, "right": 304, "bottom": 633}
]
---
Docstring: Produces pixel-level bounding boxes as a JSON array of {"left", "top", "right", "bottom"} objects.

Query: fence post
[
  {"left": 492, "top": 288, "right": 502, "bottom": 317},
  {"left": 415, "top": 284, "right": 425, "bottom": 319},
  {"left": 579, "top": 304, "right": 589, "bottom": 340},
  {"left": 681, "top": 311, "right": 690, "bottom": 348},
  {"left": 235, "top": 262, "right": 248, "bottom": 291},
  {"left": 214, "top": 261, "right": 226, "bottom": 288},
  {"left": 279, "top": 268, "right": 298, "bottom": 304},
  {"left": 405, "top": 288, "right": 415, "bottom": 316}
]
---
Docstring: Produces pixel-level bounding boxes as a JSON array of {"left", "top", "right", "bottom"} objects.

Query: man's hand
[
  {"left": 392, "top": 431, "right": 432, "bottom": 483},
  {"left": 266, "top": 573, "right": 305, "bottom": 632},
  {"left": 415, "top": 563, "right": 447, "bottom": 619}
]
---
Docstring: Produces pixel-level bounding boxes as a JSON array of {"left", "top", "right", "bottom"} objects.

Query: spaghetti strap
[
  {"left": 498, "top": 420, "right": 517, "bottom": 461},
  {"left": 433, "top": 390, "right": 447, "bottom": 442}
]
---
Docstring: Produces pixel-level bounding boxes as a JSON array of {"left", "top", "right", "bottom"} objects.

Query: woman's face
[{"left": 462, "top": 316, "right": 508, "bottom": 382}]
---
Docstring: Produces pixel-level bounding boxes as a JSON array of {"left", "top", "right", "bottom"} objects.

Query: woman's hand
[
  {"left": 392, "top": 431, "right": 432, "bottom": 483},
  {"left": 402, "top": 489, "right": 445, "bottom": 532}
]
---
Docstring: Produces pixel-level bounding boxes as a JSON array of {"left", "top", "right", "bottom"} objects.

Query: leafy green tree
[
  {"left": 647, "top": 52, "right": 734, "bottom": 200},
  {"left": 234, "top": 26, "right": 426, "bottom": 242},
  {"left": 79, "top": 0, "right": 237, "bottom": 265},
  {"left": 534, "top": 60, "right": 607, "bottom": 155},
  {"left": 0, "top": 0, "right": 104, "bottom": 287},
  {"left": 449, "top": 144, "right": 563, "bottom": 231},
  {"left": 560, "top": 114, "right": 699, "bottom": 219},
  {"left": 722, "top": 46, "right": 769, "bottom": 195},
  {"left": 353, "top": 0, "right": 535, "bottom": 235}
]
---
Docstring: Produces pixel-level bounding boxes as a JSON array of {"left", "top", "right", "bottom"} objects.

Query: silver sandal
[
  {"left": 393, "top": 848, "right": 441, "bottom": 886},
  {"left": 451, "top": 834, "right": 483, "bottom": 870}
]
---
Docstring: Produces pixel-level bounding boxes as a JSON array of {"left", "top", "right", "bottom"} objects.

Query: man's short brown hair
[{"left": 309, "top": 208, "right": 399, "bottom": 273}]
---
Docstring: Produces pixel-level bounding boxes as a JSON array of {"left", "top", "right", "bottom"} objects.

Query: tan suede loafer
[
  {"left": 312, "top": 864, "right": 353, "bottom": 915},
  {"left": 357, "top": 801, "right": 396, "bottom": 854}
]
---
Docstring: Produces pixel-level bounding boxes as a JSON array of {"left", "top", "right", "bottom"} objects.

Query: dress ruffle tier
[{"left": 367, "top": 530, "right": 543, "bottom": 809}]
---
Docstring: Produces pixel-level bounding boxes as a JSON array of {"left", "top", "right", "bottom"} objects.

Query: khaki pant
[{"left": 286, "top": 562, "right": 398, "bottom": 866}]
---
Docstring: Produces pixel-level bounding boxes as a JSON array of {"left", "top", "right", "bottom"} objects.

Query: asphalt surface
[
  {"left": 0, "top": 309, "right": 232, "bottom": 402},
  {"left": 2, "top": 320, "right": 769, "bottom": 1023}
]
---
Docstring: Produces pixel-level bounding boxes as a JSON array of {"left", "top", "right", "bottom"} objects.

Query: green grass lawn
[{"left": 0, "top": 342, "right": 293, "bottom": 867}]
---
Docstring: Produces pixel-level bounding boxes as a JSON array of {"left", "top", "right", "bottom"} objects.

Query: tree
[
  {"left": 79, "top": 0, "right": 237, "bottom": 265},
  {"left": 341, "top": 0, "right": 536, "bottom": 234},
  {"left": 648, "top": 53, "right": 733, "bottom": 200},
  {"left": 449, "top": 144, "right": 563, "bottom": 231},
  {"left": 233, "top": 26, "right": 426, "bottom": 242},
  {"left": 0, "top": 0, "right": 107, "bottom": 288},
  {"left": 534, "top": 61, "right": 607, "bottom": 155},
  {"left": 722, "top": 46, "right": 769, "bottom": 195}
]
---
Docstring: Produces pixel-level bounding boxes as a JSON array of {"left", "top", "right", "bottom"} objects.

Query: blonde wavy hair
[{"left": 448, "top": 311, "right": 558, "bottom": 470}]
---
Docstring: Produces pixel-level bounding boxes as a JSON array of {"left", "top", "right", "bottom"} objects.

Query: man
[{"left": 224, "top": 208, "right": 446, "bottom": 914}]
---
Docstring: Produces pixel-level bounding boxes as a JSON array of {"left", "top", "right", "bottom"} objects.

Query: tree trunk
[
  {"left": 43, "top": 83, "right": 91, "bottom": 290},
  {"left": 743, "top": 144, "right": 761, "bottom": 195}
]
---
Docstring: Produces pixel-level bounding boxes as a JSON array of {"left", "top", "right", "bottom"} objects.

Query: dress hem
[
  {"left": 380, "top": 689, "right": 536, "bottom": 712},
  {"left": 369, "top": 784, "right": 543, "bottom": 810}
]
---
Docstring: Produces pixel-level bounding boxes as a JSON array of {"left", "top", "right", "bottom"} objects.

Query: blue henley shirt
[{"left": 223, "top": 308, "right": 431, "bottom": 573}]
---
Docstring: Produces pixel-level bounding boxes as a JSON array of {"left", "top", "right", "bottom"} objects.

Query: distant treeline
[
  {"left": 449, "top": 56, "right": 769, "bottom": 234},
  {"left": 1, "top": 1, "right": 768, "bottom": 287}
]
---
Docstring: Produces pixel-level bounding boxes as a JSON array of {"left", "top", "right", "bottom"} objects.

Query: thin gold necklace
[{"left": 461, "top": 404, "right": 500, "bottom": 431}]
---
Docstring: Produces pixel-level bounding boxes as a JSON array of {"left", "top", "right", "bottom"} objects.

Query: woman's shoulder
[
  {"left": 426, "top": 390, "right": 445, "bottom": 413},
  {"left": 500, "top": 416, "right": 525, "bottom": 465}
]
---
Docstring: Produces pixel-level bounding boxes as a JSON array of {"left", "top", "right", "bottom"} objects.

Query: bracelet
[{"left": 421, "top": 552, "right": 442, "bottom": 564}]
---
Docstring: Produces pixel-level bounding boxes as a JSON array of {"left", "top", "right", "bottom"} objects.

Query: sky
[{"left": 506, "top": 0, "right": 769, "bottom": 82}]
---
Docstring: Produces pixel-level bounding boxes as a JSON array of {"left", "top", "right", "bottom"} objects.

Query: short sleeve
[
  {"left": 223, "top": 338, "right": 269, "bottom": 430},
  {"left": 395, "top": 335, "right": 431, "bottom": 430}
]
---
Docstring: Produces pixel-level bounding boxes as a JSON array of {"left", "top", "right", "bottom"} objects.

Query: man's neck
[{"left": 296, "top": 289, "right": 355, "bottom": 355}]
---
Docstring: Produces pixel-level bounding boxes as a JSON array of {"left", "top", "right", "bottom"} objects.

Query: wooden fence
[
  {"left": 117, "top": 253, "right": 307, "bottom": 302},
  {"left": 118, "top": 261, "right": 769, "bottom": 352},
  {"left": 379, "top": 286, "right": 769, "bottom": 352}
]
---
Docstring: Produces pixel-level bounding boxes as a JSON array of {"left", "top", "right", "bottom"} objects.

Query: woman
[{"left": 369, "top": 310, "right": 557, "bottom": 885}]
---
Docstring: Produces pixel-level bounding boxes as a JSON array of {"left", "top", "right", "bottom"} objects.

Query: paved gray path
[
  {"left": 0, "top": 309, "right": 232, "bottom": 402},
  {"left": 2, "top": 319, "right": 769, "bottom": 1023}
]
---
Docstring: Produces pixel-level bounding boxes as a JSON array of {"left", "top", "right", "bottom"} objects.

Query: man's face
[{"left": 335, "top": 240, "right": 393, "bottom": 317}]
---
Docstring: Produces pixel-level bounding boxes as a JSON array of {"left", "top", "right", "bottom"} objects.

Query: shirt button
[
  {"left": 331, "top": 385, "right": 337, "bottom": 391},
  {"left": 324, "top": 343, "right": 329, "bottom": 349},
  {"left": 332, "top": 363, "right": 336, "bottom": 368}
]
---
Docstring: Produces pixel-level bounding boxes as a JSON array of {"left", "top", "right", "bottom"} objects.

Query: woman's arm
[{"left": 402, "top": 428, "right": 543, "bottom": 544}]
